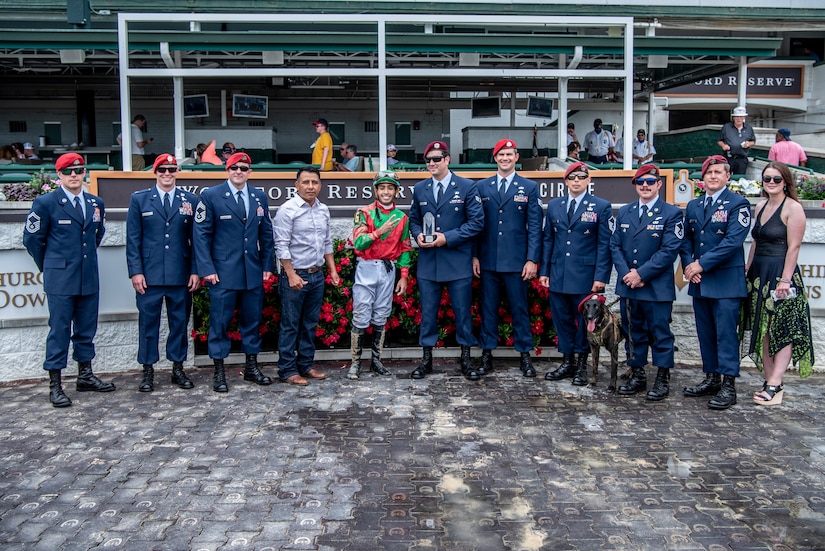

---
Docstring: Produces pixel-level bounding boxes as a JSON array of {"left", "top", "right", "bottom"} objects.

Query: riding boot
[
  {"left": 48, "top": 370, "right": 72, "bottom": 408},
  {"left": 683, "top": 372, "right": 722, "bottom": 397},
  {"left": 618, "top": 366, "right": 647, "bottom": 395},
  {"left": 708, "top": 375, "right": 737, "bottom": 410},
  {"left": 76, "top": 361, "right": 116, "bottom": 392},
  {"left": 410, "top": 347, "right": 433, "bottom": 379},
  {"left": 545, "top": 353, "right": 576, "bottom": 381},
  {"left": 171, "top": 361, "right": 194, "bottom": 389},
  {"left": 243, "top": 354, "right": 272, "bottom": 385},
  {"left": 571, "top": 352, "right": 589, "bottom": 386},
  {"left": 520, "top": 352, "right": 536, "bottom": 377},
  {"left": 213, "top": 359, "right": 228, "bottom": 393},
  {"left": 478, "top": 350, "right": 493, "bottom": 376},
  {"left": 348, "top": 328, "right": 365, "bottom": 380},
  {"left": 460, "top": 345, "right": 480, "bottom": 381},
  {"left": 138, "top": 364, "right": 154, "bottom": 392},
  {"left": 645, "top": 367, "right": 670, "bottom": 401},
  {"left": 369, "top": 325, "right": 391, "bottom": 376}
]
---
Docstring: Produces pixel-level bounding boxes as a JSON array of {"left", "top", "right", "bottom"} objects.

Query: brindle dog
[{"left": 580, "top": 295, "right": 626, "bottom": 391}]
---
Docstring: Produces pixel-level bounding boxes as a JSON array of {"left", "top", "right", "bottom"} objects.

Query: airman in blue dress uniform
[
  {"left": 23, "top": 152, "right": 115, "bottom": 407},
  {"left": 680, "top": 155, "right": 751, "bottom": 409},
  {"left": 408, "top": 141, "right": 485, "bottom": 380},
  {"left": 610, "top": 164, "right": 684, "bottom": 400},
  {"left": 126, "top": 154, "right": 200, "bottom": 392},
  {"left": 473, "top": 139, "right": 543, "bottom": 377},
  {"left": 192, "top": 152, "right": 275, "bottom": 392},
  {"left": 539, "top": 161, "right": 614, "bottom": 386}
]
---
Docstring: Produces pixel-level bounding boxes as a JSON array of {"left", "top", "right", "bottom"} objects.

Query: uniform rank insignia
[
  {"left": 26, "top": 212, "right": 41, "bottom": 233},
  {"left": 738, "top": 207, "right": 750, "bottom": 228},
  {"left": 675, "top": 220, "right": 684, "bottom": 239},
  {"left": 581, "top": 211, "right": 598, "bottom": 223},
  {"left": 609, "top": 216, "right": 616, "bottom": 232},
  {"left": 256, "top": 205, "right": 265, "bottom": 217},
  {"left": 180, "top": 201, "right": 193, "bottom": 216},
  {"left": 711, "top": 209, "right": 728, "bottom": 223},
  {"left": 93, "top": 207, "right": 101, "bottom": 222},
  {"left": 195, "top": 202, "right": 207, "bottom": 223}
]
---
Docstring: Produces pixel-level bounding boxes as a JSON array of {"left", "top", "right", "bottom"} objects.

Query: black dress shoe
[
  {"left": 477, "top": 350, "right": 493, "bottom": 376},
  {"left": 545, "top": 354, "right": 576, "bottom": 380},
  {"left": 520, "top": 352, "right": 536, "bottom": 377},
  {"left": 683, "top": 372, "right": 722, "bottom": 397}
]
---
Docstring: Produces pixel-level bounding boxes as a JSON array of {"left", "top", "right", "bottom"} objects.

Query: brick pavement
[{"left": 1, "top": 359, "right": 824, "bottom": 550}]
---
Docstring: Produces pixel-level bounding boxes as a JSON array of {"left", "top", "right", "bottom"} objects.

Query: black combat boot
[
  {"left": 348, "top": 328, "right": 365, "bottom": 380},
  {"left": 369, "top": 325, "right": 391, "bottom": 376},
  {"left": 545, "top": 353, "right": 576, "bottom": 381},
  {"left": 478, "top": 350, "right": 493, "bottom": 376},
  {"left": 683, "top": 372, "right": 722, "bottom": 397},
  {"left": 708, "top": 375, "right": 737, "bottom": 410},
  {"left": 138, "top": 364, "right": 154, "bottom": 392},
  {"left": 243, "top": 354, "right": 272, "bottom": 385},
  {"left": 618, "top": 366, "right": 647, "bottom": 395},
  {"left": 572, "top": 352, "right": 590, "bottom": 386},
  {"left": 645, "top": 367, "right": 670, "bottom": 401},
  {"left": 410, "top": 347, "right": 433, "bottom": 379},
  {"left": 520, "top": 352, "right": 536, "bottom": 377},
  {"left": 213, "top": 359, "right": 228, "bottom": 393},
  {"left": 76, "top": 361, "right": 116, "bottom": 392},
  {"left": 460, "top": 345, "right": 480, "bottom": 381},
  {"left": 48, "top": 370, "right": 72, "bottom": 408},
  {"left": 171, "top": 361, "right": 194, "bottom": 389}
]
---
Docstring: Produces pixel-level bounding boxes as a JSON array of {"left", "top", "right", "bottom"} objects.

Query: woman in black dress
[{"left": 741, "top": 161, "right": 814, "bottom": 405}]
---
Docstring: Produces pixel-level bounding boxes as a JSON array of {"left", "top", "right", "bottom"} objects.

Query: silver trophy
[{"left": 422, "top": 212, "right": 436, "bottom": 243}]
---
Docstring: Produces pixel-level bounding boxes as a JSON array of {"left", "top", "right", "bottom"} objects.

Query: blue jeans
[{"left": 277, "top": 270, "right": 325, "bottom": 379}]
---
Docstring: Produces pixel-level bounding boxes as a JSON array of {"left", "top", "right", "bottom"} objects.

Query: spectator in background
[
  {"left": 311, "top": 118, "right": 334, "bottom": 171},
  {"left": 335, "top": 144, "right": 360, "bottom": 172},
  {"left": 566, "top": 141, "right": 581, "bottom": 161},
  {"left": 387, "top": 144, "right": 399, "bottom": 166},
  {"left": 338, "top": 142, "right": 349, "bottom": 163},
  {"left": 220, "top": 142, "right": 236, "bottom": 163},
  {"left": 23, "top": 142, "right": 39, "bottom": 160},
  {"left": 198, "top": 140, "right": 223, "bottom": 165},
  {"left": 717, "top": 106, "right": 755, "bottom": 176},
  {"left": 116, "top": 114, "right": 153, "bottom": 171},
  {"left": 632, "top": 129, "right": 656, "bottom": 165},
  {"left": 582, "top": 118, "right": 615, "bottom": 164},
  {"left": 566, "top": 123, "right": 578, "bottom": 146},
  {"left": 768, "top": 128, "right": 807, "bottom": 168}
]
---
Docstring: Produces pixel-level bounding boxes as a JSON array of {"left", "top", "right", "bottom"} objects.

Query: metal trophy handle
[{"left": 422, "top": 212, "right": 436, "bottom": 243}]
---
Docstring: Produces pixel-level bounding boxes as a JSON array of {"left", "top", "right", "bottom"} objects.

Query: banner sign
[{"left": 660, "top": 65, "right": 804, "bottom": 98}]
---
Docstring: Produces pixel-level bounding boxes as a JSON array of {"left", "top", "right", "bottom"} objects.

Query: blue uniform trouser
[
  {"left": 418, "top": 277, "right": 476, "bottom": 348},
  {"left": 136, "top": 285, "right": 191, "bottom": 365},
  {"left": 620, "top": 298, "right": 674, "bottom": 369},
  {"left": 548, "top": 291, "right": 589, "bottom": 354},
  {"left": 277, "top": 270, "right": 325, "bottom": 379},
  {"left": 479, "top": 270, "right": 532, "bottom": 353},
  {"left": 693, "top": 296, "right": 741, "bottom": 377},
  {"left": 44, "top": 293, "right": 98, "bottom": 371},
  {"left": 207, "top": 285, "right": 263, "bottom": 360}
]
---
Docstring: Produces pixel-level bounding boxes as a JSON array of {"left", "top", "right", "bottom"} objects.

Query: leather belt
[{"left": 295, "top": 266, "right": 322, "bottom": 274}]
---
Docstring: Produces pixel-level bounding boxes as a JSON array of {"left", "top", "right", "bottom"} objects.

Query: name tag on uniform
[
  {"left": 142, "top": 211, "right": 153, "bottom": 217},
  {"left": 59, "top": 219, "right": 72, "bottom": 225},
  {"left": 419, "top": 201, "right": 428, "bottom": 206},
  {"left": 220, "top": 215, "right": 232, "bottom": 220}
]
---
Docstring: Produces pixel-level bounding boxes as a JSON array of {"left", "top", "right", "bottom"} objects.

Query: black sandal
[{"left": 754, "top": 383, "right": 784, "bottom": 406}]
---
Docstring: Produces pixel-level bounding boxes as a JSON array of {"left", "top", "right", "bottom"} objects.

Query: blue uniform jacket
[
  {"left": 474, "top": 173, "right": 543, "bottom": 272},
  {"left": 409, "top": 172, "right": 484, "bottom": 282},
  {"left": 611, "top": 199, "right": 684, "bottom": 302},
  {"left": 126, "top": 187, "right": 198, "bottom": 286},
  {"left": 23, "top": 189, "right": 105, "bottom": 296},
  {"left": 192, "top": 181, "right": 275, "bottom": 290},
  {"left": 679, "top": 187, "right": 750, "bottom": 299},
  {"left": 540, "top": 193, "right": 613, "bottom": 294}
]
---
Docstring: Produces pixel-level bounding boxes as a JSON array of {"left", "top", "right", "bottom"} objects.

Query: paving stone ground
[{"left": 1, "top": 358, "right": 824, "bottom": 551}]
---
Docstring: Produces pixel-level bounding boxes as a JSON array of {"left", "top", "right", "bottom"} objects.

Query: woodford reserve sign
[{"left": 659, "top": 65, "right": 804, "bottom": 98}]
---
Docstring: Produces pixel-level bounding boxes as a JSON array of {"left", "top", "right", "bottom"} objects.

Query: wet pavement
[{"left": 1, "top": 358, "right": 824, "bottom": 551}]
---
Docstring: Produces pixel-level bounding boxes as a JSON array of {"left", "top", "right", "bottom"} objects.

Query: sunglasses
[
  {"left": 228, "top": 165, "right": 250, "bottom": 172},
  {"left": 156, "top": 167, "right": 177, "bottom": 174},
  {"left": 762, "top": 175, "right": 783, "bottom": 184},
  {"left": 633, "top": 177, "right": 659, "bottom": 186},
  {"left": 59, "top": 167, "right": 85, "bottom": 175},
  {"left": 424, "top": 156, "right": 445, "bottom": 164},
  {"left": 566, "top": 173, "right": 588, "bottom": 181}
]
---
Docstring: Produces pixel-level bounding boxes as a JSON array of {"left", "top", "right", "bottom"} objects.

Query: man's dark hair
[
  {"left": 132, "top": 114, "right": 146, "bottom": 123},
  {"left": 297, "top": 165, "right": 321, "bottom": 180}
]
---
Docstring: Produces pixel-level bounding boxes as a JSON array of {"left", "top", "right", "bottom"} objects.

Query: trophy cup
[{"left": 422, "top": 212, "right": 436, "bottom": 244}]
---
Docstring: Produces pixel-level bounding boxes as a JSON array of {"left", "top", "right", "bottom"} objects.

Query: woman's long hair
[{"left": 761, "top": 161, "right": 799, "bottom": 201}]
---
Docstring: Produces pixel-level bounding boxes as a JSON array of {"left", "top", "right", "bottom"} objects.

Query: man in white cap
[
  {"left": 386, "top": 144, "right": 399, "bottom": 166},
  {"left": 23, "top": 142, "right": 39, "bottom": 159},
  {"left": 717, "top": 106, "right": 755, "bottom": 176}
]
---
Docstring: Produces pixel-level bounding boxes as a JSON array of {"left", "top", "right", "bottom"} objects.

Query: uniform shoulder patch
[
  {"left": 675, "top": 220, "right": 684, "bottom": 240},
  {"left": 26, "top": 212, "right": 41, "bottom": 234},
  {"left": 738, "top": 207, "right": 750, "bottom": 228},
  {"left": 608, "top": 215, "right": 616, "bottom": 233},
  {"left": 195, "top": 201, "right": 207, "bottom": 223}
]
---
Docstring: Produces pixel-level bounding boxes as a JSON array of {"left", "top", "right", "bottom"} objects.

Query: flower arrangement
[
  {"left": 1, "top": 170, "right": 61, "bottom": 201},
  {"left": 795, "top": 174, "right": 825, "bottom": 201},
  {"left": 192, "top": 238, "right": 558, "bottom": 353}
]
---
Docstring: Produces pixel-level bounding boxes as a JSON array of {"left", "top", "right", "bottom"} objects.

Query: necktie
[
  {"left": 237, "top": 190, "right": 246, "bottom": 220},
  {"left": 640, "top": 204, "right": 648, "bottom": 220},
  {"left": 163, "top": 193, "right": 171, "bottom": 216},
  {"left": 704, "top": 196, "right": 713, "bottom": 216},
  {"left": 567, "top": 199, "right": 576, "bottom": 222},
  {"left": 436, "top": 182, "right": 444, "bottom": 203},
  {"left": 74, "top": 196, "right": 83, "bottom": 219},
  {"left": 499, "top": 178, "right": 507, "bottom": 200}
]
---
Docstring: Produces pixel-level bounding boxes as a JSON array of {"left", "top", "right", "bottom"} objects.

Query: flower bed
[{"left": 192, "top": 238, "right": 558, "bottom": 354}]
